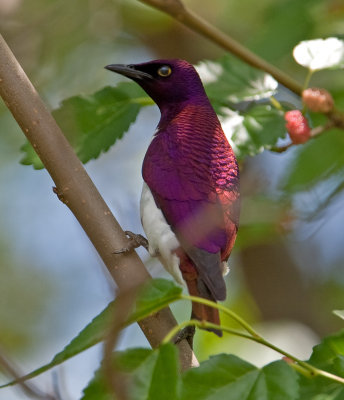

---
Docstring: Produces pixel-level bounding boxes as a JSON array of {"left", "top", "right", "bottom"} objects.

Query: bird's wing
[{"left": 143, "top": 141, "right": 239, "bottom": 301}]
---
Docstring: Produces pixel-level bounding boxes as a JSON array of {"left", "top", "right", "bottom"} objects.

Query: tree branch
[
  {"left": 139, "top": 0, "right": 303, "bottom": 96},
  {"left": 0, "top": 33, "right": 198, "bottom": 371}
]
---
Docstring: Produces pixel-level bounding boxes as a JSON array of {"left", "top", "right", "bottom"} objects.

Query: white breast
[{"left": 140, "top": 182, "right": 184, "bottom": 285}]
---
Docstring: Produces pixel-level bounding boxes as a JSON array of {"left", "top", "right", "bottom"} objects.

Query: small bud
[
  {"left": 302, "top": 88, "right": 334, "bottom": 113},
  {"left": 285, "top": 110, "right": 311, "bottom": 144}
]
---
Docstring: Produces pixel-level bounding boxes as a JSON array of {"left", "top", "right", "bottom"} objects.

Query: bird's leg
[
  {"left": 113, "top": 231, "right": 149, "bottom": 254},
  {"left": 173, "top": 325, "right": 196, "bottom": 349}
]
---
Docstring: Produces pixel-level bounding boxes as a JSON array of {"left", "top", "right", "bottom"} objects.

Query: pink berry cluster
[
  {"left": 284, "top": 88, "right": 334, "bottom": 145},
  {"left": 284, "top": 110, "right": 311, "bottom": 144}
]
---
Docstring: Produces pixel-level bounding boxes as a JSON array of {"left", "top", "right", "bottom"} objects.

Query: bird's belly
[{"left": 140, "top": 182, "right": 184, "bottom": 285}]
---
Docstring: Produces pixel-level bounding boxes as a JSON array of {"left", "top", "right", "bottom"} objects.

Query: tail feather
[{"left": 184, "top": 273, "right": 223, "bottom": 337}]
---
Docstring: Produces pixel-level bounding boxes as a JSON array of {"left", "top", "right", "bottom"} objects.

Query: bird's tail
[{"left": 183, "top": 273, "right": 223, "bottom": 337}]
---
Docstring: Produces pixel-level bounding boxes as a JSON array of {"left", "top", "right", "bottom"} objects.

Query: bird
[{"left": 106, "top": 59, "right": 240, "bottom": 339}]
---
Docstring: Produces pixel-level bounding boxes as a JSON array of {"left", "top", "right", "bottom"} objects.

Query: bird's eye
[{"left": 157, "top": 65, "right": 172, "bottom": 77}]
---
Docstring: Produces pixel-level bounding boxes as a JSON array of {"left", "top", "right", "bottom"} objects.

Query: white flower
[
  {"left": 293, "top": 37, "right": 344, "bottom": 71},
  {"left": 195, "top": 60, "right": 224, "bottom": 84}
]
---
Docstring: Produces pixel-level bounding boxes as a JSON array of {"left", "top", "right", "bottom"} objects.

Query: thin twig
[
  {"left": 271, "top": 120, "right": 336, "bottom": 153},
  {"left": 181, "top": 294, "right": 259, "bottom": 338},
  {"left": 138, "top": 0, "right": 303, "bottom": 95},
  {"left": 138, "top": 0, "right": 344, "bottom": 133}
]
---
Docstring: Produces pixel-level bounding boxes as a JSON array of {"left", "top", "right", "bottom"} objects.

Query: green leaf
[
  {"left": 0, "top": 279, "right": 182, "bottom": 388},
  {"left": 299, "top": 330, "right": 344, "bottom": 399},
  {"left": 20, "top": 141, "right": 44, "bottom": 170},
  {"left": 200, "top": 54, "right": 278, "bottom": 105},
  {"left": 81, "top": 344, "right": 179, "bottom": 400},
  {"left": 129, "top": 278, "right": 182, "bottom": 324},
  {"left": 333, "top": 311, "right": 344, "bottom": 321},
  {"left": 79, "top": 367, "right": 113, "bottom": 400},
  {"left": 283, "top": 129, "right": 344, "bottom": 193},
  {"left": 293, "top": 37, "right": 344, "bottom": 71},
  {"left": 180, "top": 354, "right": 298, "bottom": 400},
  {"left": 116, "top": 348, "right": 153, "bottom": 372},
  {"left": 127, "top": 343, "right": 179, "bottom": 400},
  {"left": 20, "top": 82, "right": 152, "bottom": 168},
  {"left": 248, "top": 0, "right": 314, "bottom": 63},
  {"left": 308, "top": 330, "right": 344, "bottom": 367},
  {"left": 225, "top": 105, "right": 286, "bottom": 159},
  {"left": 81, "top": 348, "right": 153, "bottom": 400}
]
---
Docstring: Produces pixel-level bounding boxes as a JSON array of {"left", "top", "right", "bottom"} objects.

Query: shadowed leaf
[
  {"left": 283, "top": 129, "right": 344, "bottom": 193},
  {"left": 81, "top": 344, "right": 179, "bottom": 400}
]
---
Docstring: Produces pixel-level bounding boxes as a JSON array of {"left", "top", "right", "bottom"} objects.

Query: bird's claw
[
  {"left": 113, "top": 231, "right": 149, "bottom": 254},
  {"left": 173, "top": 325, "right": 196, "bottom": 349}
]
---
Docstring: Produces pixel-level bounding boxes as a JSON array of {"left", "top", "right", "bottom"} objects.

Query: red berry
[
  {"left": 302, "top": 88, "right": 334, "bottom": 113},
  {"left": 284, "top": 110, "right": 311, "bottom": 144}
]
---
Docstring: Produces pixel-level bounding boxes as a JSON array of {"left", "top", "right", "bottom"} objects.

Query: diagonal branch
[
  {"left": 0, "top": 33, "right": 198, "bottom": 371},
  {"left": 139, "top": 0, "right": 303, "bottom": 96}
]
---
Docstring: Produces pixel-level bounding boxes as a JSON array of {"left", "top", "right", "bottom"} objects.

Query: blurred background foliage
[{"left": 1, "top": 0, "right": 344, "bottom": 398}]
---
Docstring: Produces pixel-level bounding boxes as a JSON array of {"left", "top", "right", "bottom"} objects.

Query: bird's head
[{"left": 105, "top": 59, "right": 207, "bottom": 109}]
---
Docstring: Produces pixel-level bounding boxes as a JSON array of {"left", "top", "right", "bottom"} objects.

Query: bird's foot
[
  {"left": 173, "top": 325, "right": 196, "bottom": 349},
  {"left": 113, "top": 231, "right": 149, "bottom": 254}
]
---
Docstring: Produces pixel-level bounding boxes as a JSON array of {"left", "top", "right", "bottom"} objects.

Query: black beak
[{"left": 105, "top": 64, "right": 152, "bottom": 80}]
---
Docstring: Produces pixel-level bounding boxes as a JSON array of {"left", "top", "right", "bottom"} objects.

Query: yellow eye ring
[{"left": 157, "top": 65, "right": 172, "bottom": 77}]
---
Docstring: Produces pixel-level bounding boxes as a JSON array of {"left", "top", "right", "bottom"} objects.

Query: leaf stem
[
  {"left": 131, "top": 97, "right": 155, "bottom": 106},
  {"left": 180, "top": 294, "right": 260, "bottom": 338},
  {"left": 270, "top": 96, "right": 284, "bottom": 111},
  {"left": 303, "top": 69, "right": 314, "bottom": 91},
  {"left": 163, "top": 316, "right": 344, "bottom": 384}
]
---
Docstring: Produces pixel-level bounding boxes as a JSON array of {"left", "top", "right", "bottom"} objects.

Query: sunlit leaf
[
  {"left": 129, "top": 278, "right": 182, "bottom": 324},
  {"left": 199, "top": 54, "right": 278, "bottom": 105},
  {"left": 309, "top": 330, "right": 344, "bottom": 367},
  {"left": 299, "top": 330, "right": 344, "bottom": 399},
  {"left": 180, "top": 354, "right": 298, "bottom": 400},
  {"left": 20, "top": 82, "right": 152, "bottom": 168},
  {"left": 222, "top": 105, "right": 286, "bottom": 159},
  {"left": 0, "top": 279, "right": 182, "bottom": 388},
  {"left": 293, "top": 37, "right": 344, "bottom": 71}
]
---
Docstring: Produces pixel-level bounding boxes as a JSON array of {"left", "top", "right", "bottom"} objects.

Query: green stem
[
  {"left": 162, "top": 319, "right": 254, "bottom": 344},
  {"left": 303, "top": 69, "right": 314, "bottom": 91},
  {"left": 180, "top": 294, "right": 260, "bottom": 338},
  {"left": 132, "top": 97, "right": 155, "bottom": 106},
  {"left": 270, "top": 96, "right": 284, "bottom": 111},
  {"left": 163, "top": 318, "right": 344, "bottom": 384}
]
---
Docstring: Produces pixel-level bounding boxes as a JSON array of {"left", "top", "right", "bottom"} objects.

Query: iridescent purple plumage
[{"left": 106, "top": 59, "right": 240, "bottom": 335}]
